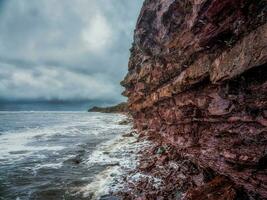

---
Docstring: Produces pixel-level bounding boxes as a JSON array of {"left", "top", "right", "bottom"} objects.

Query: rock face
[{"left": 122, "top": 0, "right": 267, "bottom": 199}]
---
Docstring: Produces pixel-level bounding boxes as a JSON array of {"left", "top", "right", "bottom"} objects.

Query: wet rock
[
  {"left": 184, "top": 176, "right": 237, "bottom": 200},
  {"left": 65, "top": 157, "right": 82, "bottom": 165},
  {"left": 121, "top": 0, "right": 267, "bottom": 199},
  {"left": 156, "top": 146, "right": 166, "bottom": 155},
  {"left": 105, "top": 162, "right": 120, "bottom": 167},
  {"left": 100, "top": 195, "right": 120, "bottom": 200},
  {"left": 118, "top": 119, "right": 131, "bottom": 125},
  {"left": 122, "top": 132, "right": 135, "bottom": 137}
]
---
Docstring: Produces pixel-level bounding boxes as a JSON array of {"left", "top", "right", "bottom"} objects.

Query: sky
[{"left": 0, "top": 0, "right": 143, "bottom": 103}]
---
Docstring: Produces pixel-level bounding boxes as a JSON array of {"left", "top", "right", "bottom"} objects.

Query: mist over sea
[
  {"left": 0, "top": 104, "right": 141, "bottom": 200},
  {"left": 0, "top": 101, "right": 119, "bottom": 112}
]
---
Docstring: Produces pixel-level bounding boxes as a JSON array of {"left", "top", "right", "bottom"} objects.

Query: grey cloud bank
[{"left": 0, "top": 0, "right": 143, "bottom": 102}]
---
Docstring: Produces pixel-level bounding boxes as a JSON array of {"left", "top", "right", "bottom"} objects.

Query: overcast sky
[{"left": 0, "top": 0, "right": 143, "bottom": 103}]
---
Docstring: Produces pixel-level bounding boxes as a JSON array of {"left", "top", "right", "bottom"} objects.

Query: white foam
[
  {"left": 34, "top": 162, "right": 63, "bottom": 170},
  {"left": 80, "top": 166, "right": 121, "bottom": 199},
  {"left": 0, "top": 127, "right": 65, "bottom": 160},
  {"left": 25, "top": 162, "right": 64, "bottom": 176},
  {"left": 127, "top": 172, "right": 163, "bottom": 189},
  {"left": 85, "top": 135, "right": 136, "bottom": 167},
  {"left": 0, "top": 113, "right": 129, "bottom": 161},
  {"left": 78, "top": 131, "right": 152, "bottom": 199},
  {"left": 0, "top": 112, "right": 140, "bottom": 199},
  {"left": 35, "top": 163, "right": 62, "bottom": 175}
]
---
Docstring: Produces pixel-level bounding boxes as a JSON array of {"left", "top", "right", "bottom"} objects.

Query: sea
[{"left": 0, "top": 103, "right": 144, "bottom": 200}]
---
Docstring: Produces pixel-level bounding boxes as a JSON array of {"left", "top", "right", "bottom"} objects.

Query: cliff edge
[{"left": 122, "top": 0, "right": 267, "bottom": 199}]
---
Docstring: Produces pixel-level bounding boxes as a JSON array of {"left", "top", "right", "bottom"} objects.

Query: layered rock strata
[{"left": 122, "top": 0, "right": 267, "bottom": 199}]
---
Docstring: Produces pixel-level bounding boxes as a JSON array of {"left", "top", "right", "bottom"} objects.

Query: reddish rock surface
[{"left": 122, "top": 0, "right": 267, "bottom": 199}]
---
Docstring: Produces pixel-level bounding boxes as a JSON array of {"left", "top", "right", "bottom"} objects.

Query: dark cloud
[{"left": 0, "top": 0, "right": 143, "bottom": 102}]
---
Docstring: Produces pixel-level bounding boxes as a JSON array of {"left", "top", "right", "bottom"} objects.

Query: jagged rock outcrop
[{"left": 122, "top": 0, "right": 267, "bottom": 199}]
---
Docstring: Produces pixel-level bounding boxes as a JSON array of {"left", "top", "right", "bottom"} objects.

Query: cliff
[
  {"left": 121, "top": 0, "right": 267, "bottom": 199},
  {"left": 88, "top": 102, "right": 128, "bottom": 113}
]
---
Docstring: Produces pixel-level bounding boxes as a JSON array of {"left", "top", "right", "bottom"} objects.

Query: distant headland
[{"left": 88, "top": 102, "right": 128, "bottom": 113}]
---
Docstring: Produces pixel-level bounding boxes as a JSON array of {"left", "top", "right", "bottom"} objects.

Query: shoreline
[
  {"left": 114, "top": 130, "right": 195, "bottom": 199},
  {"left": 72, "top": 114, "right": 152, "bottom": 200},
  {"left": 0, "top": 112, "right": 138, "bottom": 200},
  {"left": 115, "top": 132, "right": 224, "bottom": 199},
  {"left": 120, "top": 0, "right": 267, "bottom": 199}
]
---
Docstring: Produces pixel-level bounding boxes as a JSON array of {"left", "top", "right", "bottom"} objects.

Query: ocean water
[{"left": 0, "top": 111, "right": 141, "bottom": 200}]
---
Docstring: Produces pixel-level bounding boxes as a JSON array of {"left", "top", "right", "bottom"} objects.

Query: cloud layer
[{"left": 0, "top": 0, "right": 143, "bottom": 102}]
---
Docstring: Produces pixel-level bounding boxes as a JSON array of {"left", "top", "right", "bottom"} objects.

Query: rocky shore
[
  {"left": 88, "top": 102, "right": 128, "bottom": 114},
  {"left": 121, "top": 0, "right": 267, "bottom": 199}
]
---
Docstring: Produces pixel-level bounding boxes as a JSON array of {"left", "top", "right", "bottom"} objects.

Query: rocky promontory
[
  {"left": 121, "top": 0, "right": 267, "bottom": 199},
  {"left": 88, "top": 102, "right": 128, "bottom": 113}
]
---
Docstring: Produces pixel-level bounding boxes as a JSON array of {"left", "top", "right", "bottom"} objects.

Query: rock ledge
[{"left": 122, "top": 0, "right": 267, "bottom": 199}]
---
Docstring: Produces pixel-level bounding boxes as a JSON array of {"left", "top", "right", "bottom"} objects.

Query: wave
[{"left": 76, "top": 132, "right": 152, "bottom": 199}]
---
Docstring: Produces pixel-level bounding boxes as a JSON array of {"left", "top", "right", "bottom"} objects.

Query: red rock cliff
[{"left": 122, "top": 0, "right": 267, "bottom": 199}]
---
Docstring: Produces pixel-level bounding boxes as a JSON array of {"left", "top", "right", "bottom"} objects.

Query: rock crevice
[{"left": 122, "top": 0, "right": 267, "bottom": 199}]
